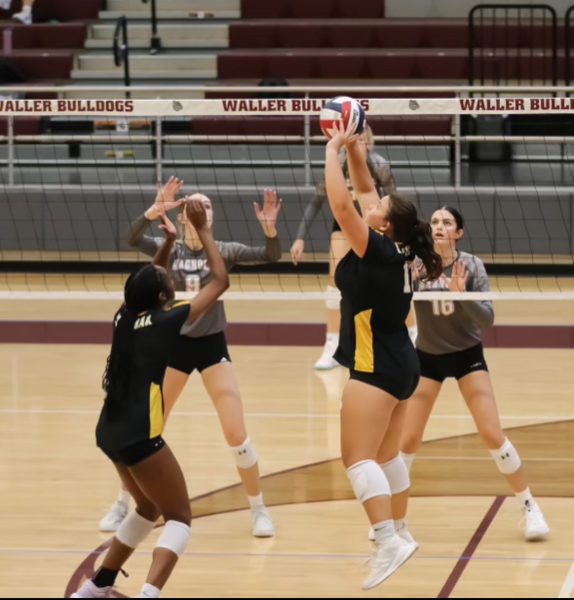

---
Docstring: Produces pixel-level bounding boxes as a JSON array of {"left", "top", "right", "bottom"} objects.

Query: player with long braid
[{"left": 99, "top": 178, "right": 281, "bottom": 538}]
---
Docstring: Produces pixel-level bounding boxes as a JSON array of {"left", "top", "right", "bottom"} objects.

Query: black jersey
[
  {"left": 334, "top": 228, "right": 418, "bottom": 385},
  {"left": 96, "top": 301, "right": 190, "bottom": 456}
]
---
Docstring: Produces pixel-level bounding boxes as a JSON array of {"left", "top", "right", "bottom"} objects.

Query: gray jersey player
[
  {"left": 398, "top": 206, "right": 549, "bottom": 542},
  {"left": 99, "top": 177, "right": 281, "bottom": 540}
]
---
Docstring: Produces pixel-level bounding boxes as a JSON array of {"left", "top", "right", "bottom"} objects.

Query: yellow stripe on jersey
[
  {"left": 354, "top": 308, "right": 374, "bottom": 372},
  {"left": 171, "top": 300, "right": 190, "bottom": 310},
  {"left": 149, "top": 383, "right": 164, "bottom": 438}
]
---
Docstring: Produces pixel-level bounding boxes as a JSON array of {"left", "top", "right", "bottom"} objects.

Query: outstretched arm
[
  {"left": 294, "top": 183, "right": 326, "bottom": 241},
  {"left": 291, "top": 185, "right": 326, "bottom": 264},
  {"left": 144, "top": 175, "right": 185, "bottom": 221},
  {"left": 152, "top": 212, "right": 177, "bottom": 268},
  {"left": 369, "top": 153, "right": 396, "bottom": 195},
  {"left": 254, "top": 188, "right": 282, "bottom": 238},
  {"left": 325, "top": 130, "right": 369, "bottom": 257},
  {"left": 225, "top": 189, "right": 283, "bottom": 265},
  {"left": 128, "top": 176, "right": 184, "bottom": 253},
  {"left": 346, "top": 135, "right": 382, "bottom": 215}
]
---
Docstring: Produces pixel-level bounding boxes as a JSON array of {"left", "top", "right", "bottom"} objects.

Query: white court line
[
  {"left": 0, "top": 546, "right": 572, "bottom": 564},
  {"left": 559, "top": 562, "right": 574, "bottom": 598},
  {"left": 418, "top": 456, "right": 574, "bottom": 463},
  {"left": 0, "top": 407, "right": 568, "bottom": 422}
]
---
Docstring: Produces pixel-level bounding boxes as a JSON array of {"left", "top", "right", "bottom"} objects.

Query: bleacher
[
  {"left": 0, "top": 0, "right": 99, "bottom": 83},
  {"left": 0, "top": 0, "right": 573, "bottom": 258}
]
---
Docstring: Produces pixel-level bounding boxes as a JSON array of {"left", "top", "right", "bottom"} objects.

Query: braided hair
[{"left": 101, "top": 265, "right": 167, "bottom": 408}]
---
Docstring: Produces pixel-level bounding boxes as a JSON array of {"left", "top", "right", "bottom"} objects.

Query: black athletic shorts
[
  {"left": 350, "top": 369, "right": 420, "bottom": 401},
  {"left": 168, "top": 331, "right": 231, "bottom": 375},
  {"left": 417, "top": 343, "right": 488, "bottom": 383},
  {"left": 102, "top": 436, "right": 166, "bottom": 467}
]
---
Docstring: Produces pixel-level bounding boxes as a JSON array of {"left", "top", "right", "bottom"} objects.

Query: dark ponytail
[
  {"left": 409, "top": 220, "right": 442, "bottom": 280},
  {"left": 387, "top": 193, "right": 442, "bottom": 281},
  {"left": 102, "top": 264, "right": 167, "bottom": 407}
]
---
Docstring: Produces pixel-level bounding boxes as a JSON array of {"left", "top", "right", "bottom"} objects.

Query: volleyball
[{"left": 319, "top": 96, "right": 366, "bottom": 139}]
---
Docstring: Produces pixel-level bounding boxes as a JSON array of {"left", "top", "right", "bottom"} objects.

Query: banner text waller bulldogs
[
  {"left": 0, "top": 98, "right": 573, "bottom": 116},
  {"left": 0, "top": 100, "right": 135, "bottom": 113}
]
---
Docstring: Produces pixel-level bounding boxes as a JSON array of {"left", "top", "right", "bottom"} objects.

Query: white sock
[
  {"left": 394, "top": 518, "right": 405, "bottom": 531},
  {"left": 140, "top": 583, "right": 161, "bottom": 598},
  {"left": 248, "top": 493, "right": 264, "bottom": 509},
  {"left": 22, "top": 5, "right": 31, "bottom": 14},
  {"left": 118, "top": 489, "right": 131, "bottom": 506},
  {"left": 400, "top": 451, "right": 416, "bottom": 473},
  {"left": 515, "top": 487, "right": 534, "bottom": 509},
  {"left": 326, "top": 332, "right": 339, "bottom": 345},
  {"left": 372, "top": 519, "right": 394, "bottom": 544}
]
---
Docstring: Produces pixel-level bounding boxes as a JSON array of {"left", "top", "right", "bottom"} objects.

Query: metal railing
[
  {"left": 1, "top": 85, "right": 574, "bottom": 190},
  {"left": 469, "top": 4, "right": 558, "bottom": 87},
  {"left": 112, "top": 16, "right": 131, "bottom": 98},
  {"left": 142, "top": 0, "right": 161, "bottom": 55}
]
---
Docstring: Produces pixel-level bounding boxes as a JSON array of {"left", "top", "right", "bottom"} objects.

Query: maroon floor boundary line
[
  {"left": 437, "top": 495, "right": 506, "bottom": 598},
  {"left": 64, "top": 540, "right": 111, "bottom": 598},
  {"left": 482, "top": 325, "right": 574, "bottom": 348},
  {"left": 0, "top": 322, "right": 573, "bottom": 347}
]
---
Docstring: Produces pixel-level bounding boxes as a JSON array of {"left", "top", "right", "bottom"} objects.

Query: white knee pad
[
  {"left": 380, "top": 455, "right": 410, "bottom": 494},
  {"left": 155, "top": 520, "right": 190, "bottom": 557},
  {"left": 325, "top": 285, "right": 341, "bottom": 310},
  {"left": 489, "top": 438, "right": 522, "bottom": 475},
  {"left": 115, "top": 510, "right": 156, "bottom": 549},
  {"left": 230, "top": 437, "right": 258, "bottom": 469},
  {"left": 346, "top": 460, "right": 390, "bottom": 503},
  {"left": 400, "top": 451, "right": 416, "bottom": 474}
]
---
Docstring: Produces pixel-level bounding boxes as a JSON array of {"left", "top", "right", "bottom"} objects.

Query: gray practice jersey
[
  {"left": 129, "top": 214, "right": 281, "bottom": 337},
  {"left": 295, "top": 149, "right": 396, "bottom": 240},
  {"left": 414, "top": 251, "right": 494, "bottom": 355}
]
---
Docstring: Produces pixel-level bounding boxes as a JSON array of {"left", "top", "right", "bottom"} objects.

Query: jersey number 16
[{"left": 432, "top": 299, "right": 455, "bottom": 316}]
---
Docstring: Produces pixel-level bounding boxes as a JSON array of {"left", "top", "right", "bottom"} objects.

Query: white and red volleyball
[{"left": 319, "top": 96, "right": 366, "bottom": 140}]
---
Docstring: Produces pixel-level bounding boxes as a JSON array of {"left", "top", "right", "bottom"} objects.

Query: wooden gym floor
[{"left": 0, "top": 294, "right": 572, "bottom": 598}]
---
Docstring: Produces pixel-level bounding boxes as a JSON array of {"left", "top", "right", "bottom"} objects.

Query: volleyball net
[{"left": 0, "top": 97, "right": 572, "bottom": 301}]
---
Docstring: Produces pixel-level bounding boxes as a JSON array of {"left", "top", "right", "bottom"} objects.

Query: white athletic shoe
[
  {"left": 314, "top": 338, "right": 340, "bottom": 370},
  {"left": 99, "top": 500, "right": 129, "bottom": 532},
  {"left": 251, "top": 506, "right": 275, "bottom": 537},
  {"left": 396, "top": 523, "right": 418, "bottom": 548},
  {"left": 70, "top": 580, "right": 114, "bottom": 598},
  {"left": 520, "top": 502, "right": 550, "bottom": 541},
  {"left": 362, "top": 533, "right": 418, "bottom": 590},
  {"left": 12, "top": 9, "right": 32, "bottom": 24}
]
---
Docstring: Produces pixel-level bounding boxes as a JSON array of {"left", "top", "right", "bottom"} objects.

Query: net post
[
  {"left": 154, "top": 116, "right": 163, "bottom": 184},
  {"left": 7, "top": 115, "right": 14, "bottom": 187},
  {"left": 303, "top": 91, "right": 312, "bottom": 186},
  {"left": 454, "top": 112, "right": 462, "bottom": 188}
]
